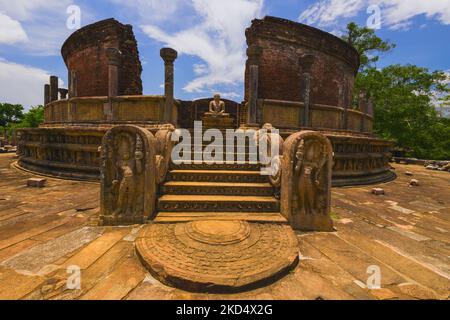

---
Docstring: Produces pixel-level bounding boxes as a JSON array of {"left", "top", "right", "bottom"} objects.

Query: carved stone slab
[
  {"left": 136, "top": 220, "right": 299, "bottom": 293},
  {"left": 281, "top": 131, "right": 334, "bottom": 231},
  {"left": 99, "top": 125, "right": 157, "bottom": 226}
]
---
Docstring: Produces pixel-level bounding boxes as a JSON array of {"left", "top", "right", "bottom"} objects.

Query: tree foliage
[
  {"left": 358, "top": 66, "right": 450, "bottom": 159},
  {"left": 342, "top": 22, "right": 396, "bottom": 71},
  {"left": 16, "top": 105, "right": 45, "bottom": 128},
  {"left": 342, "top": 23, "right": 450, "bottom": 160},
  {"left": 0, "top": 103, "right": 24, "bottom": 128},
  {"left": 0, "top": 104, "right": 44, "bottom": 136}
]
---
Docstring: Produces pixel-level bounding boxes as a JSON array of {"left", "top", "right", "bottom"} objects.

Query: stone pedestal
[{"left": 202, "top": 114, "right": 234, "bottom": 129}]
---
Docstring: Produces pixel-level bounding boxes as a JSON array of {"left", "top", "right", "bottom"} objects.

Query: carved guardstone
[
  {"left": 281, "top": 131, "right": 334, "bottom": 231},
  {"left": 99, "top": 125, "right": 157, "bottom": 226}
]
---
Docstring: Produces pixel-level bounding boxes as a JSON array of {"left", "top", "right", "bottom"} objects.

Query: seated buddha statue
[
  {"left": 205, "top": 94, "right": 229, "bottom": 117},
  {"left": 202, "top": 94, "right": 234, "bottom": 128}
]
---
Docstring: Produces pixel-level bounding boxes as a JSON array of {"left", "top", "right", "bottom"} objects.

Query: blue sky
[{"left": 0, "top": 0, "right": 449, "bottom": 110}]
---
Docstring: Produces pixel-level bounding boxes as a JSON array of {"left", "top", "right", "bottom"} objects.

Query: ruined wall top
[
  {"left": 244, "top": 16, "right": 360, "bottom": 107},
  {"left": 61, "top": 18, "right": 143, "bottom": 97},
  {"left": 246, "top": 16, "right": 360, "bottom": 73}
]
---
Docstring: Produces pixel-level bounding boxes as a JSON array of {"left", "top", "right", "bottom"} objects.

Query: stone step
[
  {"left": 170, "top": 162, "right": 261, "bottom": 171},
  {"left": 153, "top": 212, "right": 287, "bottom": 223},
  {"left": 167, "top": 169, "right": 268, "bottom": 183},
  {"left": 162, "top": 181, "right": 274, "bottom": 196},
  {"left": 173, "top": 151, "right": 260, "bottom": 161},
  {"left": 157, "top": 195, "right": 280, "bottom": 212}
]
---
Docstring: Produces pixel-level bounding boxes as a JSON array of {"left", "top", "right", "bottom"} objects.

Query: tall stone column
[
  {"left": 68, "top": 70, "right": 78, "bottom": 98},
  {"left": 160, "top": 48, "right": 178, "bottom": 124},
  {"left": 105, "top": 48, "right": 122, "bottom": 121},
  {"left": 367, "top": 97, "right": 374, "bottom": 132},
  {"left": 49, "top": 76, "right": 59, "bottom": 102},
  {"left": 342, "top": 80, "right": 349, "bottom": 130},
  {"left": 68, "top": 70, "right": 77, "bottom": 122},
  {"left": 106, "top": 48, "right": 122, "bottom": 98},
  {"left": 299, "top": 55, "right": 314, "bottom": 127},
  {"left": 359, "top": 89, "right": 367, "bottom": 132},
  {"left": 44, "top": 84, "right": 50, "bottom": 105},
  {"left": 246, "top": 45, "right": 262, "bottom": 127}
]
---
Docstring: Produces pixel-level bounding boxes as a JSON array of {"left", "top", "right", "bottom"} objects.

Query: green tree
[
  {"left": 0, "top": 103, "right": 24, "bottom": 129},
  {"left": 342, "top": 22, "right": 396, "bottom": 71},
  {"left": 359, "top": 65, "right": 450, "bottom": 159},
  {"left": 16, "top": 105, "right": 44, "bottom": 128},
  {"left": 342, "top": 23, "right": 450, "bottom": 160}
]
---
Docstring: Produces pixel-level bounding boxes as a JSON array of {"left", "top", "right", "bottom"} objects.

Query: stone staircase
[{"left": 154, "top": 133, "right": 286, "bottom": 223}]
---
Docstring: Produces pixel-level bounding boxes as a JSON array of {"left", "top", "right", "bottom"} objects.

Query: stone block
[
  {"left": 27, "top": 178, "right": 47, "bottom": 188},
  {"left": 372, "top": 188, "right": 385, "bottom": 195},
  {"left": 409, "top": 179, "right": 419, "bottom": 187}
]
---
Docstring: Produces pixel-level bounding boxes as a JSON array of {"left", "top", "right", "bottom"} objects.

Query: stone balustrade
[
  {"left": 43, "top": 95, "right": 179, "bottom": 125},
  {"left": 257, "top": 99, "right": 374, "bottom": 134}
]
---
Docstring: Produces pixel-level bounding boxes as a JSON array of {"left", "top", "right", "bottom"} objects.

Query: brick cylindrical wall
[
  {"left": 245, "top": 16, "right": 360, "bottom": 107},
  {"left": 61, "top": 18, "right": 143, "bottom": 97}
]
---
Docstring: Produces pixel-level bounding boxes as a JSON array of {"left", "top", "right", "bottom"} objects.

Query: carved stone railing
[
  {"left": 99, "top": 124, "right": 176, "bottom": 226},
  {"left": 44, "top": 95, "right": 180, "bottom": 125},
  {"left": 258, "top": 99, "right": 374, "bottom": 134},
  {"left": 154, "top": 124, "right": 176, "bottom": 184},
  {"left": 280, "top": 131, "right": 334, "bottom": 231},
  {"left": 256, "top": 124, "right": 284, "bottom": 192}
]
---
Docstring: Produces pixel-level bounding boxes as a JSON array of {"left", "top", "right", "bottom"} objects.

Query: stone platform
[
  {"left": 136, "top": 220, "right": 299, "bottom": 293},
  {"left": 1, "top": 153, "right": 449, "bottom": 300}
]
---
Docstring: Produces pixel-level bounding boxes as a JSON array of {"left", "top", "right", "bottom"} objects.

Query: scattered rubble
[
  {"left": 27, "top": 178, "right": 47, "bottom": 188},
  {"left": 425, "top": 160, "right": 450, "bottom": 172},
  {"left": 372, "top": 188, "right": 385, "bottom": 195},
  {"left": 0, "top": 145, "right": 17, "bottom": 153},
  {"left": 409, "top": 179, "right": 420, "bottom": 187}
]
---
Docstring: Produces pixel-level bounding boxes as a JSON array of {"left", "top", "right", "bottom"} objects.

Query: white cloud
[
  {"left": 299, "top": 0, "right": 450, "bottom": 30},
  {"left": 0, "top": 58, "right": 52, "bottom": 108},
  {"left": 0, "top": 0, "right": 91, "bottom": 55},
  {"left": 0, "top": 13, "right": 28, "bottom": 44},
  {"left": 107, "top": 0, "right": 183, "bottom": 22},
  {"left": 220, "top": 91, "right": 242, "bottom": 99},
  {"left": 193, "top": 63, "right": 208, "bottom": 76},
  {"left": 141, "top": 0, "right": 264, "bottom": 93},
  {"left": 299, "top": 0, "right": 365, "bottom": 27}
]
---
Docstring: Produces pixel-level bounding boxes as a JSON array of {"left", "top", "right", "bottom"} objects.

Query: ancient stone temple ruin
[{"left": 16, "top": 16, "right": 395, "bottom": 292}]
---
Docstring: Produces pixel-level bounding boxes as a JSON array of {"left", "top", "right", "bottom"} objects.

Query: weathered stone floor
[{"left": 0, "top": 153, "right": 449, "bottom": 300}]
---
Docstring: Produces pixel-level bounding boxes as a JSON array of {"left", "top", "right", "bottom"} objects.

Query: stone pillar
[
  {"left": 299, "top": 55, "right": 314, "bottom": 127},
  {"left": 367, "top": 97, "right": 374, "bottom": 117},
  {"left": 106, "top": 48, "right": 122, "bottom": 98},
  {"left": 59, "top": 89, "right": 68, "bottom": 100},
  {"left": 44, "top": 84, "right": 50, "bottom": 105},
  {"left": 342, "top": 79, "right": 349, "bottom": 130},
  {"left": 367, "top": 97, "right": 374, "bottom": 133},
  {"left": 49, "top": 76, "right": 59, "bottom": 102},
  {"left": 337, "top": 82, "right": 344, "bottom": 129},
  {"left": 68, "top": 71, "right": 77, "bottom": 122},
  {"left": 68, "top": 70, "right": 78, "bottom": 98},
  {"left": 359, "top": 89, "right": 367, "bottom": 132},
  {"left": 246, "top": 45, "right": 262, "bottom": 127},
  {"left": 160, "top": 48, "right": 178, "bottom": 124}
]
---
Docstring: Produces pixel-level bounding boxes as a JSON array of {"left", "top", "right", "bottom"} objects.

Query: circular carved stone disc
[{"left": 136, "top": 221, "right": 299, "bottom": 292}]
